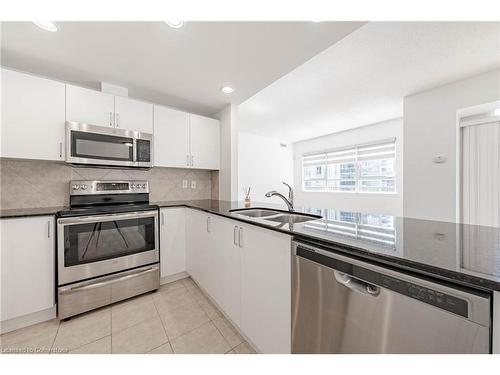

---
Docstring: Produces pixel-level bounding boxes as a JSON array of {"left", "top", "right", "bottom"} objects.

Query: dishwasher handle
[{"left": 334, "top": 270, "right": 380, "bottom": 296}]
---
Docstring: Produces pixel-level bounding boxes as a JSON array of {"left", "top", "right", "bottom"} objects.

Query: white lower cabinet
[
  {"left": 0, "top": 216, "right": 55, "bottom": 324},
  {"left": 186, "top": 209, "right": 212, "bottom": 289},
  {"left": 184, "top": 208, "right": 291, "bottom": 353},
  {"left": 209, "top": 216, "right": 242, "bottom": 326},
  {"left": 159, "top": 208, "right": 186, "bottom": 279},
  {"left": 239, "top": 223, "right": 292, "bottom": 354}
]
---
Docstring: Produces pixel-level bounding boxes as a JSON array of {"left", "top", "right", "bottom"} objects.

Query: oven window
[
  {"left": 71, "top": 131, "right": 134, "bottom": 161},
  {"left": 64, "top": 217, "right": 155, "bottom": 267}
]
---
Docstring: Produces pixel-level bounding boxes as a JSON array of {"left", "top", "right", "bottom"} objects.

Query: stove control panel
[{"left": 70, "top": 180, "right": 149, "bottom": 195}]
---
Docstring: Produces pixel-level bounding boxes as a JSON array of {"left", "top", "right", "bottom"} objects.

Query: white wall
[
  {"left": 293, "top": 118, "right": 404, "bottom": 215},
  {"left": 215, "top": 104, "right": 239, "bottom": 201},
  {"left": 403, "top": 69, "right": 500, "bottom": 222},
  {"left": 237, "top": 132, "right": 293, "bottom": 204}
]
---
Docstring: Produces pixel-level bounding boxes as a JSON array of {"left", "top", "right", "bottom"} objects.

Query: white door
[
  {"left": 153, "top": 105, "right": 190, "bottom": 168},
  {"left": 190, "top": 114, "right": 220, "bottom": 170},
  {"left": 114, "top": 96, "right": 153, "bottom": 133},
  {"left": 66, "top": 84, "right": 115, "bottom": 128},
  {"left": 160, "top": 208, "right": 186, "bottom": 278},
  {"left": 1, "top": 69, "right": 66, "bottom": 161},
  {"left": 0, "top": 216, "right": 55, "bottom": 322},
  {"left": 210, "top": 216, "right": 242, "bottom": 326},
  {"left": 240, "top": 223, "right": 291, "bottom": 353}
]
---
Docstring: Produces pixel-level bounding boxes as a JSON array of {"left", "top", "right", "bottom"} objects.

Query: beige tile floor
[{"left": 0, "top": 277, "right": 257, "bottom": 354}]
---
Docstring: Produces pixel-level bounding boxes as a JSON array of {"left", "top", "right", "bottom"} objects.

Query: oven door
[
  {"left": 57, "top": 210, "right": 159, "bottom": 285},
  {"left": 66, "top": 121, "right": 152, "bottom": 168}
]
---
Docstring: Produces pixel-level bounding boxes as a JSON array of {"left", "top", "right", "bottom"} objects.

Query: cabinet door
[
  {"left": 189, "top": 114, "right": 220, "bottom": 170},
  {"left": 160, "top": 208, "right": 186, "bottom": 278},
  {"left": 66, "top": 84, "right": 115, "bottom": 127},
  {"left": 241, "top": 224, "right": 291, "bottom": 353},
  {"left": 210, "top": 216, "right": 241, "bottom": 326},
  {"left": 153, "top": 105, "right": 190, "bottom": 168},
  {"left": 0, "top": 216, "right": 55, "bottom": 322},
  {"left": 186, "top": 209, "right": 211, "bottom": 287},
  {"left": 114, "top": 96, "right": 153, "bottom": 133},
  {"left": 1, "top": 69, "right": 66, "bottom": 161}
]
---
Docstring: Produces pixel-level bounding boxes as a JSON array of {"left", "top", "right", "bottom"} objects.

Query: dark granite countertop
[
  {"left": 0, "top": 206, "right": 66, "bottom": 218},
  {"left": 154, "top": 199, "right": 500, "bottom": 292},
  {"left": 3, "top": 199, "right": 500, "bottom": 292}
]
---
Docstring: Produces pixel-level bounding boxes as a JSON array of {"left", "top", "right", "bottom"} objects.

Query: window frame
[{"left": 302, "top": 138, "right": 397, "bottom": 194}]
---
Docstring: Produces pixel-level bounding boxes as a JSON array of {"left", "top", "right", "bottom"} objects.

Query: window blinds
[
  {"left": 461, "top": 120, "right": 500, "bottom": 227},
  {"left": 302, "top": 138, "right": 396, "bottom": 193}
]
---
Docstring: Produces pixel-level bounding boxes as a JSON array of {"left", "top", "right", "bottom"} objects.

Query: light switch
[
  {"left": 191, "top": 180, "right": 196, "bottom": 189},
  {"left": 182, "top": 180, "right": 188, "bottom": 188}
]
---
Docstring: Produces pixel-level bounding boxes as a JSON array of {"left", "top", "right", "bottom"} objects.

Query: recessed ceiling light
[
  {"left": 33, "top": 21, "right": 58, "bottom": 32},
  {"left": 221, "top": 86, "right": 234, "bottom": 94},
  {"left": 494, "top": 108, "right": 500, "bottom": 116},
  {"left": 165, "top": 21, "right": 184, "bottom": 29}
]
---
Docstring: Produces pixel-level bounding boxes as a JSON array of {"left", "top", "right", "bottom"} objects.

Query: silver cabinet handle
[
  {"left": 109, "top": 112, "right": 113, "bottom": 127},
  {"left": 47, "top": 220, "right": 51, "bottom": 238},
  {"left": 207, "top": 217, "right": 211, "bottom": 233},
  {"left": 59, "top": 142, "right": 63, "bottom": 159},
  {"left": 238, "top": 227, "right": 243, "bottom": 248},
  {"left": 233, "top": 226, "right": 239, "bottom": 246},
  {"left": 115, "top": 113, "right": 119, "bottom": 127},
  {"left": 161, "top": 212, "right": 164, "bottom": 226}
]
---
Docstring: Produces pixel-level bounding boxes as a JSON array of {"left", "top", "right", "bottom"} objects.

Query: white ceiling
[
  {"left": 0, "top": 21, "right": 364, "bottom": 116},
  {"left": 238, "top": 22, "right": 500, "bottom": 142}
]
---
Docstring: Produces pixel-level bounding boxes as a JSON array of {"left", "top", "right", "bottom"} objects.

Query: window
[{"left": 302, "top": 138, "right": 396, "bottom": 193}]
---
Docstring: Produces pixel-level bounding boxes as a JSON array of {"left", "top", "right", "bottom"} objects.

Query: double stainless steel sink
[{"left": 229, "top": 208, "right": 322, "bottom": 224}]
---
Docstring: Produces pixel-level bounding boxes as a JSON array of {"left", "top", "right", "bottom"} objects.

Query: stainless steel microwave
[{"left": 66, "top": 122, "right": 153, "bottom": 168}]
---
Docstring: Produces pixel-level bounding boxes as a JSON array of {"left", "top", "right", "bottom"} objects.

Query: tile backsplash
[{"left": 0, "top": 158, "right": 218, "bottom": 209}]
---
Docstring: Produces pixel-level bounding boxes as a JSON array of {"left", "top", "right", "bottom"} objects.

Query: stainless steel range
[{"left": 56, "top": 180, "right": 159, "bottom": 319}]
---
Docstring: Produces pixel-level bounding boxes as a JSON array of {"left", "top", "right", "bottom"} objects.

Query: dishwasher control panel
[{"left": 380, "top": 275, "right": 468, "bottom": 318}]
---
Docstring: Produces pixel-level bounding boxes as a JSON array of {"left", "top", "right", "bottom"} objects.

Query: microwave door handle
[{"left": 132, "top": 139, "right": 137, "bottom": 162}]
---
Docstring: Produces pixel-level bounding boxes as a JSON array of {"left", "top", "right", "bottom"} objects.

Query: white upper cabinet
[
  {"left": 1, "top": 69, "right": 66, "bottom": 161},
  {"left": 154, "top": 105, "right": 190, "bottom": 168},
  {"left": 66, "top": 84, "right": 115, "bottom": 127},
  {"left": 1, "top": 69, "right": 220, "bottom": 166},
  {"left": 114, "top": 96, "right": 153, "bottom": 133},
  {"left": 190, "top": 114, "right": 220, "bottom": 170},
  {"left": 1, "top": 216, "right": 55, "bottom": 323},
  {"left": 66, "top": 86, "right": 153, "bottom": 133},
  {"left": 153, "top": 109, "right": 220, "bottom": 170}
]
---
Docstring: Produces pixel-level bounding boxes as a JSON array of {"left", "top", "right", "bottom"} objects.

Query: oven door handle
[
  {"left": 58, "top": 266, "right": 158, "bottom": 295},
  {"left": 57, "top": 210, "right": 157, "bottom": 225}
]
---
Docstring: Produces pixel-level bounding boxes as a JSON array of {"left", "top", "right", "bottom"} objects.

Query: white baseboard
[
  {"left": 188, "top": 274, "right": 261, "bottom": 354},
  {"left": 160, "top": 271, "right": 189, "bottom": 285},
  {"left": 0, "top": 306, "right": 57, "bottom": 334}
]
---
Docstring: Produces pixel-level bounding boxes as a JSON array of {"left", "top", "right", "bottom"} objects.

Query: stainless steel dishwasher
[{"left": 291, "top": 241, "right": 491, "bottom": 354}]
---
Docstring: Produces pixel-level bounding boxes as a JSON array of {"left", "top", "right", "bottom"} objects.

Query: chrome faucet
[{"left": 265, "top": 182, "right": 294, "bottom": 211}]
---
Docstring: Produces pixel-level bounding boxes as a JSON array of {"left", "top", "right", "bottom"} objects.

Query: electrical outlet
[
  {"left": 182, "top": 180, "right": 188, "bottom": 189},
  {"left": 191, "top": 180, "right": 196, "bottom": 189}
]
